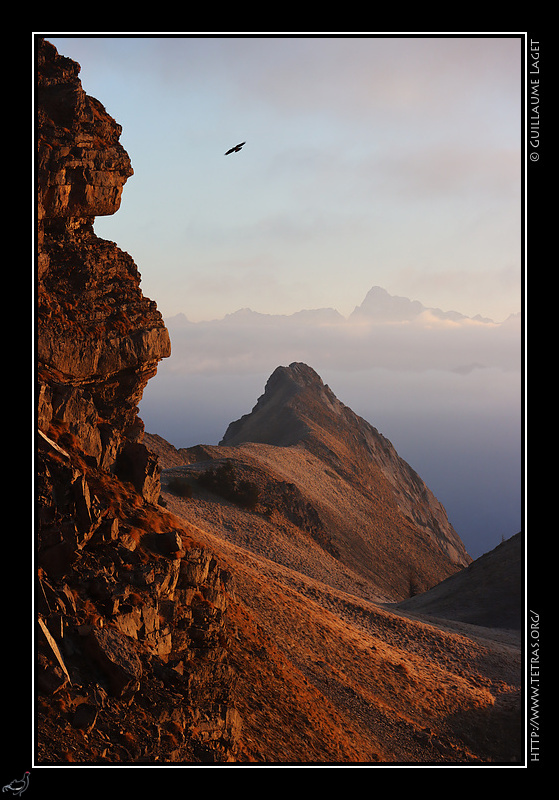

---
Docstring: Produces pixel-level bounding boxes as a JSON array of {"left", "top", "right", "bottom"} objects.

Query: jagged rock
[
  {"left": 37, "top": 652, "right": 69, "bottom": 696},
  {"left": 84, "top": 627, "right": 142, "bottom": 698},
  {"left": 37, "top": 36, "right": 170, "bottom": 492},
  {"left": 144, "top": 529, "right": 183, "bottom": 558},
  {"left": 71, "top": 473, "right": 101, "bottom": 546},
  {"left": 179, "top": 549, "right": 213, "bottom": 587},
  {"left": 71, "top": 703, "right": 98, "bottom": 732},
  {"left": 91, "top": 516, "right": 119, "bottom": 545},
  {"left": 113, "top": 606, "right": 143, "bottom": 640},
  {"left": 37, "top": 617, "right": 71, "bottom": 693},
  {"left": 115, "top": 441, "right": 162, "bottom": 504},
  {"left": 112, "top": 598, "right": 172, "bottom": 657},
  {"left": 38, "top": 539, "right": 77, "bottom": 580}
]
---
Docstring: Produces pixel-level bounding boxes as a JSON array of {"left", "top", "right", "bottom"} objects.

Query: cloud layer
[{"left": 158, "top": 287, "right": 521, "bottom": 377}]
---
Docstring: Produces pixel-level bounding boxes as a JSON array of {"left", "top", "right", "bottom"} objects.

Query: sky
[
  {"left": 46, "top": 34, "right": 523, "bottom": 324},
  {"left": 42, "top": 34, "right": 525, "bottom": 560}
]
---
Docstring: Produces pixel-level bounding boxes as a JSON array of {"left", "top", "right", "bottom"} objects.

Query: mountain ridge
[
  {"left": 146, "top": 415, "right": 523, "bottom": 762},
  {"left": 151, "top": 362, "right": 470, "bottom": 603},
  {"left": 222, "top": 362, "right": 469, "bottom": 571},
  {"left": 394, "top": 531, "right": 522, "bottom": 629},
  {"left": 166, "top": 286, "right": 520, "bottom": 328}
]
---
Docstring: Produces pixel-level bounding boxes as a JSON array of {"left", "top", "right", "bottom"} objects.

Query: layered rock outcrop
[
  {"left": 36, "top": 39, "right": 240, "bottom": 764},
  {"left": 36, "top": 439, "right": 240, "bottom": 762},
  {"left": 37, "top": 37, "right": 170, "bottom": 499}
]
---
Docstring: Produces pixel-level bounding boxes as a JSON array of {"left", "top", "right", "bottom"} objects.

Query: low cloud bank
[{"left": 160, "top": 297, "right": 520, "bottom": 378}]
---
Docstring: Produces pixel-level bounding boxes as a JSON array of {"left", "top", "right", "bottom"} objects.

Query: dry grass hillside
[
  {"left": 141, "top": 363, "right": 523, "bottom": 764},
  {"left": 157, "top": 468, "right": 522, "bottom": 764},
  {"left": 396, "top": 532, "right": 522, "bottom": 630}
]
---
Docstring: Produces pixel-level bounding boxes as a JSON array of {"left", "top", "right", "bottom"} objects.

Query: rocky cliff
[
  {"left": 37, "top": 37, "right": 170, "bottom": 498},
  {"left": 36, "top": 38, "right": 240, "bottom": 764}
]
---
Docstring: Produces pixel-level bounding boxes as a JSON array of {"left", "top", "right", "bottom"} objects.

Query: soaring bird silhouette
[
  {"left": 2, "top": 773, "right": 30, "bottom": 797},
  {"left": 225, "top": 141, "right": 246, "bottom": 155}
]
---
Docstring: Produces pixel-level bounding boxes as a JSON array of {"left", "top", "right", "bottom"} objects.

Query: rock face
[
  {"left": 36, "top": 39, "right": 239, "bottom": 764},
  {"left": 37, "top": 37, "right": 170, "bottom": 499}
]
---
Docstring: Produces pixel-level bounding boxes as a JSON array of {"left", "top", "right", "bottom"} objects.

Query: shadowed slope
[{"left": 395, "top": 532, "right": 522, "bottom": 629}]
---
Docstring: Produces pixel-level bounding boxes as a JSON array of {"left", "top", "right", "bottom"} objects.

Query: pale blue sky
[
  {"left": 46, "top": 34, "right": 523, "bottom": 323},
  {"left": 42, "top": 35, "right": 525, "bottom": 559}
]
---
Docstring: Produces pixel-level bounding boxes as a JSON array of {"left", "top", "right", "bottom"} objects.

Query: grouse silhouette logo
[{"left": 2, "top": 773, "right": 30, "bottom": 797}]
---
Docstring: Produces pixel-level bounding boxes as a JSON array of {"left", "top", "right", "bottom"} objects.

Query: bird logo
[
  {"left": 2, "top": 773, "right": 30, "bottom": 797},
  {"left": 225, "top": 141, "right": 246, "bottom": 155}
]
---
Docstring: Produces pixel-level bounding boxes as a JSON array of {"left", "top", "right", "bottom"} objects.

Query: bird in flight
[{"left": 225, "top": 141, "right": 246, "bottom": 155}]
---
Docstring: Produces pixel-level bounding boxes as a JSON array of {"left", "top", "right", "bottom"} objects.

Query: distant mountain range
[
  {"left": 160, "top": 286, "right": 521, "bottom": 378},
  {"left": 350, "top": 286, "right": 497, "bottom": 324},
  {"left": 167, "top": 286, "right": 520, "bottom": 327}
]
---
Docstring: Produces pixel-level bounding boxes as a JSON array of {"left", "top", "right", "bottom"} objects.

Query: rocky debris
[
  {"left": 83, "top": 626, "right": 143, "bottom": 698},
  {"left": 71, "top": 702, "right": 98, "bottom": 733},
  {"left": 37, "top": 617, "right": 72, "bottom": 694},
  {"left": 36, "top": 461, "right": 240, "bottom": 762},
  {"left": 36, "top": 420, "right": 241, "bottom": 763}
]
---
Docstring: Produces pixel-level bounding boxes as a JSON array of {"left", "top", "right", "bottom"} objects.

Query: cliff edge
[
  {"left": 35, "top": 39, "right": 240, "bottom": 765},
  {"left": 37, "top": 37, "right": 170, "bottom": 500}
]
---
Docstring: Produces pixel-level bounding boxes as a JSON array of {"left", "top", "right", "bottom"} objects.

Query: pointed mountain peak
[
  {"left": 219, "top": 362, "right": 470, "bottom": 570},
  {"left": 267, "top": 362, "right": 325, "bottom": 391},
  {"left": 221, "top": 362, "right": 374, "bottom": 464},
  {"left": 220, "top": 361, "right": 360, "bottom": 451},
  {"left": 220, "top": 362, "right": 331, "bottom": 448},
  {"left": 351, "top": 286, "right": 425, "bottom": 321}
]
